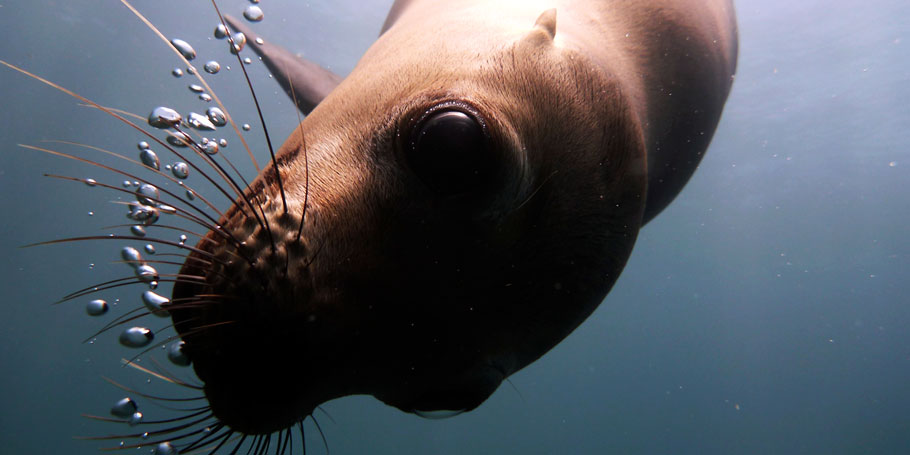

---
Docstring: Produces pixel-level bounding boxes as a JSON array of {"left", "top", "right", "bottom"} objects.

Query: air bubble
[
  {"left": 255, "top": 37, "right": 264, "bottom": 45},
  {"left": 202, "top": 141, "right": 220, "bottom": 155},
  {"left": 186, "top": 189, "right": 196, "bottom": 200},
  {"left": 148, "top": 107, "right": 182, "bottom": 129},
  {"left": 178, "top": 234, "right": 188, "bottom": 244},
  {"left": 120, "top": 246, "right": 142, "bottom": 268},
  {"left": 139, "top": 149, "right": 160, "bottom": 171},
  {"left": 199, "top": 93, "right": 212, "bottom": 102},
  {"left": 166, "top": 131, "right": 193, "bottom": 148},
  {"left": 137, "top": 141, "right": 150, "bottom": 150},
  {"left": 86, "top": 299, "right": 109, "bottom": 316},
  {"left": 243, "top": 57, "right": 252, "bottom": 64},
  {"left": 167, "top": 341, "right": 191, "bottom": 366},
  {"left": 142, "top": 291, "right": 170, "bottom": 316},
  {"left": 171, "top": 68, "right": 183, "bottom": 77},
  {"left": 214, "top": 24, "right": 229, "bottom": 39},
  {"left": 110, "top": 398, "right": 137, "bottom": 418},
  {"left": 128, "top": 412, "right": 143, "bottom": 426},
  {"left": 127, "top": 203, "right": 159, "bottom": 225},
  {"left": 229, "top": 32, "right": 247, "bottom": 54},
  {"left": 242, "top": 123, "right": 251, "bottom": 131},
  {"left": 136, "top": 264, "right": 159, "bottom": 283},
  {"left": 131, "top": 225, "right": 147, "bottom": 237},
  {"left": 243, "top": 5, "right": 264, "bottom": 22},
  {"left": 119, "top": 327, "right": 154, "bottom": 348},
  {"left": 188, "top": 84, "right": 204, "bottom": 94},
  {"left": 84, "top": 178, "right": 97, "bottom": 187},
  {"left": 172, "top": 162, "right": 189, "bottom": 179},
  {"left": 136, "top": 183, "right": 160, "bottom": 206},
  {"left": 144, "top": 244, "right": 156, "bottom": 254},
  {"left": 206, "top": 107, "right": 226, "bottom": 127},
  {"left": 159, "top": 204, "right": 177, "bottom": 215},
  {"left": 219, "top": 138, "right": 228, "bottom": 147},
  {"left": 187, "top": 112, "right": 216, "bottom": 131},
  {"left": 155, "top": 442, "right": 177, "bottom": 455},
  {"left": 170, "top": 38, "right": 197, "bottom": 60},
  {"left": 204, "top": 61, "right": 221, "bottom": 74}
]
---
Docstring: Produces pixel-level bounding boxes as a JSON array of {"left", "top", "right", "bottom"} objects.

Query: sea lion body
[{"left": 173, "top": 0, "right": 737, "bottom": 434}]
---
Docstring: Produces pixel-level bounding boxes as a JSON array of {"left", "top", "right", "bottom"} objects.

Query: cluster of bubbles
[{"left": 84, "top": 3, "right": 271, "bottom": 450}]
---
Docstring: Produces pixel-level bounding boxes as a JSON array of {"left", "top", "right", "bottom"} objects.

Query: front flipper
[{"left": 224, "top": 15, "right": 342, "bottom": 115}]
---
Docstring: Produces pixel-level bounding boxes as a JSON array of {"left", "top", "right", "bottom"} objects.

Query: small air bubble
[
  {"left": 121, "top": 246, "right": 142, "bottom": 268},
  {"left": 188, "top": 84, "right": 204, "bottom": 93},
  {"left": 204, "top": 60, "right": 221, "bottom": 74},
  {"left": 144, "top": 244, "right": 156, "bottom": 254},
  {"left": 136, "top": 183, "right": 160, "bottom": 206},
  {"left": 219, "top": 138, "right": 228, "bottom": 147},
  {"left": 110, "top": 397, "right": 138, "bottom": 418},
  {"left": 119, "top": 327, "right": 154, "bottom": 348},
  {"left": 171, "top": 68, "right": 183, "bottom": 78},
  {"left": 123, "top": 180, "right": 132, "bottom": 188},
  {"left": 244, "top": 5, "right": 264, "bottom": 22},
  {"left": 166, "top": 131, "right": 193, "bottom": 148},
  {"left": 214, "top": 24, "right": 229, "bottom": 39},
  {"left": 242, "top": 123, "right": 251, "bottom": 131},
  {"left": 172, "top": 162, "right": 189, "bottom": 179},
  {"left": 206, "top": 107, "right": 227, "bottom": 127},
  {"left": 137, "top": 141, "right": 150, "bottom": 150},
  {"left": 128, "top": 412, "right": 143, "bottom": 426},
  {"left": 178, "top": 234, "right": 188, "bottom": 245},
  {"left": 142, "top": 290, "right": 170, "bottom": 316},
  {"left": 243, "top": 57, "right": 252, "bottom": 64},
  {"left": 255, "top": 37, "right": 264, "bottom": 45},
  {"left": 199, "top": 93, "right": 212, "bottom": 102},
  {"left": 136, "top": 264, "right": 159, "bottom": 283},
  {"left": 87, "top": 211, "right": 94, "bottom": 216},
  {"left": 229, "top": 32, "right": 247, "bottom": 54},
  {"left": 167, "top": 341, "right": 191, "bottom": 366},
  {"left": 86, "top": 299, "right": 109, "bottom": 316},
  {"left": 139, "top": 149, "right": 160, "bottom": 170},
  {"left": 155, "top": 442, "right": 177, "bottom": 455},
  {"left": 170, "top": 38, "right": 197, "bottom": 60},
  {"left": 186, "top": 189, "right": 196, "bottom": 200},
  {"left": 148, "top": 107, "right": 182, "bottom": 129},
  {"left": 130, "top": 225, "right": 147, "bottom": 237},
  {"left": 187, "top": 112, "right": 216, "bottom": 131},
  {"left": 202, "top": 141, "right": 220, "bottom": 155}
]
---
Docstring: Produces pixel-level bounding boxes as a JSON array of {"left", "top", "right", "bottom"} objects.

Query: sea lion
[{"left": 167, "top": 0, "right": 737, "bottom": 438}]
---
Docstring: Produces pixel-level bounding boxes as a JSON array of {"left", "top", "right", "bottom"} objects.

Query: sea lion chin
[{"left": 170, "top": 0, "right": 737, "bottom": 436}]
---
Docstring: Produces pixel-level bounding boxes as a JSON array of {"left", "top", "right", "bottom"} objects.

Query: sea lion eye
[{"left": 408, "top": 108, "right": 489, "bottom": 196}]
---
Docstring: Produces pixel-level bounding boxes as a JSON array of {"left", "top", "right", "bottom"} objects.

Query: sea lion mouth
[{"left": 169, "top": 200, "right": 324, "bottom": 435}]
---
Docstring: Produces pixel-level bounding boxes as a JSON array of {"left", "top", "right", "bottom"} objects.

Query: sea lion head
[{"left": 171, "top": 9, "right": 647, "bottom": 434}]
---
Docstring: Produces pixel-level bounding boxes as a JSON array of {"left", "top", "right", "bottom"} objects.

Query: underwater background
[{"left": 0, "top": 0, "right": 907, "bottom": 453}]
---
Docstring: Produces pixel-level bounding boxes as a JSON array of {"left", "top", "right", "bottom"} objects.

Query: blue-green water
[{"left": 0, "top": 0, "right": 907, "bottom": 453}]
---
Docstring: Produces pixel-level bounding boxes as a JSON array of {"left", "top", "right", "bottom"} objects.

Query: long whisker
[
  {"left": 117, "top": 0, "right": 259, "bottom": 173},
  {"left": 209, "top": 0, "right": 288, "bottom": 215}
]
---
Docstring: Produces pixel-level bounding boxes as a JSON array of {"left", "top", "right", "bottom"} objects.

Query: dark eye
[{"left": 408, "top": 108, "right": 490, "bottom": 197}]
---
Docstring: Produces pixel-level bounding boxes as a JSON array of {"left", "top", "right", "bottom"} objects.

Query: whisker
[
  {"left": 180, "top": 422, "right": 228, "bottom": 453},
  {"left": 312, "top": 414, "right": 330, "bottom": 455},
  {"left": 118, "top": 0, "right": 260, "bottom": 173},
  {"left": 45, "top": 139, "right": 225, "bottom": 220},
  {"left": 0, "top": 62, "right": 253, "bottom": 225},
  {"left": 79, "top": 412, "right": 213, "bottom": 441},
  {"left": 210, "top": 0, "right": 288, "bottom": 215},
  {"left": 102, "top": 376, "right": 205, "bottom": 403},
  {"left": 122, "top": 358, "right": 203, "bottom": 390}
]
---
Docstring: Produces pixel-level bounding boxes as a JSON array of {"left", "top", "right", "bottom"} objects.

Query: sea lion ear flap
[{"left": 532, "top": 9, "right": 557, "bottom": 40}]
